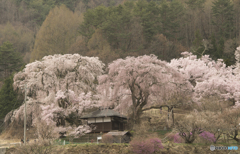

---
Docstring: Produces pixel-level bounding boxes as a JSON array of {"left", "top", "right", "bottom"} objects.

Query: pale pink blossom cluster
[
  {"left": 6, "top": 54, "right": 104, "bottom": 137},
  {"left": 68, "top": 125, "right": 92, "bottom": 137},
  {"left": 40, "top": 90, "right": 101, "bottom": 128},
  {"left": 97, "top": 55, "right": 191, "bottom": 116},
  {"left": 5, "top": 46, "right": 240, "bottom": 137},
  {"left": 169, "top": 47, "right": 240, "bottom": 107},
  {"left": 13, "top": 54, "right": 104, "bottom": 97}
]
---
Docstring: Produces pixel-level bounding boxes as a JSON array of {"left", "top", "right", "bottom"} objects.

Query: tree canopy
[
  {"left": 4, "top": 46, "right": 240, "bottom": 137},
  {"left": 2, "top": 0, "right": 240, "bottom": 140},
  {"left": 0, "top": 42, "right": 23, "bottom": 79},
  {"left": 0, "top": 74, "right": 23, "bottom": 119},
  {"left": 5, "top": 54, "right": 104, "bottom": 136},
  {"left": 97, "top": 55, "right": 191, "bottom": 124},
  {"left": 30, "top": 5, "right": 83, "bottom": 62}
]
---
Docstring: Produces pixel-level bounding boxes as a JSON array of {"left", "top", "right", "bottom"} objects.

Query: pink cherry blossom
[{"left": 6, "top": 54, "right": 104, "bottom": 137}]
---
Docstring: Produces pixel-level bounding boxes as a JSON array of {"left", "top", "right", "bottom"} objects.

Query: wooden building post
[{"left": 102, "top": 117, "right": 104, "bottom": 133}]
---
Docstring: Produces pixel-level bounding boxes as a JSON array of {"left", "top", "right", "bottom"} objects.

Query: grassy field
[{"left": 6, "top": 142, "right": 240, "bottom": 154}]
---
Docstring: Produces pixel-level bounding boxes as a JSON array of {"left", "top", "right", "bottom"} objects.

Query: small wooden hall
[{"left": 80, "top": 108, "right": 127, "bottom": 133}]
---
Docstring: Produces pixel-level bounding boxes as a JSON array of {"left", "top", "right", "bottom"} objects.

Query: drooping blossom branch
[{"left": 5, "top": 54, "right": 104, "bottom": 138}]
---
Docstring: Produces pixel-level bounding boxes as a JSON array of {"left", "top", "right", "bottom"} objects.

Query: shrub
[
  {"left": 130, "top": 137, "right": 163, "bottom": 154},
  {"left": 150, "top": 138, "right": 164, "bottom": 151},
  {"left": 166, "top": 133, "right": 184, "bottom": 143},
  {"left": 199, "top": 131, "right": 216, "bottom": 143},
  {"left": 102, "top": 134, "right": 114, "bottom": 143},
  {"left": 173, "top": 133, "right": 184, "bottom": 143},
  {"left": 171, "top": 131, "right": 216, "bottom": 144}
]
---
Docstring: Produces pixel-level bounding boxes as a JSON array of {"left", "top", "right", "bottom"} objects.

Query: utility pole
[{"left": 24, "top": 84, "right": 27, "bottom": 145}]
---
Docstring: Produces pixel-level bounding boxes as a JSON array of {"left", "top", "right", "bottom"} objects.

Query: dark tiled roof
[{"left": 80, "top": 109, "right": 127, "bottom": 119}]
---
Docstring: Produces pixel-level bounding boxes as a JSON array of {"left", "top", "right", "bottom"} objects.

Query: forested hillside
[{"left": 0, "top": 0, "right": 240, "bottom": 121}]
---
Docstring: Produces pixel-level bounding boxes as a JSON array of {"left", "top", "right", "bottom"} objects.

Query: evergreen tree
[
  {"left": 217, "top": 37, "right": 224, "bottom": 59},
  {"left": 208, "top": 34, "right": 218, "bottom": 57},
  {"left": 55, "top": 0, "right": 78, "bottom": 11},
  {"left": 212, "top": 0, "right": 235, "bottom": 39},
  {"left": 0, "top": 42, "right": 23, "bottom": 79},
  {"left": 0, "top": 74, "right": 23, "bottom": 119},
  {"left": 160, "top": 0, "right": 185, "bottom": 41},
  {"left": 80, "top": 2, "right": 138, "bottom": 51},
  {"left": 101, "top": 4, "right": 133, "bottom": 50},
  {"left": 186, "top": 0, "right": 206, "bottom": 10},
  {"left": 13, "top": 0, "right": 79, "bottom": 25},
  {"left": 134, "top": 0, "right": 160, "bottom": 43},
  {"left": 191, "top": 30, "right": 205, "bottom": 57},
  {"left": 79, "top": 6, "right": 104, "bottom": 42},
  {"left": 78, "top": 0, "right": 186, "bottom": 62},
  {"left": 206, "top": 34, "right": 235, "bottom": 66},
  {"left": 80, "top": 2, "right": 135, "bottom": 48}
]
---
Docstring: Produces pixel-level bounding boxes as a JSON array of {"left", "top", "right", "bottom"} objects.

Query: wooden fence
[{"left": 60, "top": 133, "right": 102, "bottom": 144}]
